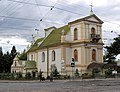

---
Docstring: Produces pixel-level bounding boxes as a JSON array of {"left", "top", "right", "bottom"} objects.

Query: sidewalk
[
  {"left": 0, "top": 79, "right": 68, "bottom": 83},
  {"left": 0, "top": 78, "right": 119, "bottom": 83}
]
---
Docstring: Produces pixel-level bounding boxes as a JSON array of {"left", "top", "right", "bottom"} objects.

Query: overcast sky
[{"left": 0, "top": 0, "right": 120, "bottom": 53}]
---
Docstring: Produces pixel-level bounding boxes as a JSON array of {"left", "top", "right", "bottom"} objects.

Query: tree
[
  {"left": 104, "top": 35, "right": 120, "bottom": 63},
  {"left": 0, "top": 50, "right": 3, "bottom": 73},
  {"left": 3, "top": 51, "right": 11, "bottom": 73},
  {"left": 9, "top": 46, "right": 17, "bottom": 73},
  {"left": 10, "top": 46, "right": 17, "bottom": 63},
  {"left": 18, "top": 49, "right": 27, "bottom": 60},
  {"left": 0, "top": 46, "right": 17, "bottom": 73}
]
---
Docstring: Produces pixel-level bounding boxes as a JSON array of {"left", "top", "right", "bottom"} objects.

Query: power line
[
  {"left": 8, "top": 0, "right": 120, "bottom": 27},
  {"left": 0, "top": 26, "right": 33, "bottom": 30},
  {"left": 8, "top": 0, "right": 53, "bottom": 8},
  {"left": 0, "top": 15, "right": 38, "bottom": 21},
  {"left": 8, "top": 0, "right": 84, "bottom": 16}
]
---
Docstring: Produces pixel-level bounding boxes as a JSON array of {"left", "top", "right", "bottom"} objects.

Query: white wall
[
  {"left": 38, "top": 50, "right": 47, "bottom": 72},
  {"left": 66, "top": 47, "right": 72, "bottom": 64},
  {"left": 49, "top": 48, "right": 61, "bottom": 72},
  {"left": 28, "top": 52, "right": 36, "bottom": 61},
  {"left": 38, "top": 48, "right": 62, "bottom": 76}
]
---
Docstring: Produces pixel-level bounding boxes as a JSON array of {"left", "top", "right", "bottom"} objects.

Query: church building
[{"left": 27, "top": 13, "right": 104, "bottom": 77}]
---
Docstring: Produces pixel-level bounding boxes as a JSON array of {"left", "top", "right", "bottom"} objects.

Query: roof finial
[{"left": 89, "top": 3, "right": 94, "bottom": 15}]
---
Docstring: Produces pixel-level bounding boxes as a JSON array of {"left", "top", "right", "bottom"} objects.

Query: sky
[{"left": 0, "top": 0, "right": 120, "bottom": 53}]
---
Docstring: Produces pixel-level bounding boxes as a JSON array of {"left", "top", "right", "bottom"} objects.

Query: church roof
[
  {"left": 68, "top": 14, "right": 103, "bottom": 24},
  {"left": 24, "top": 61, "right": 37, "bottom": 69},
  {"left": 44, "top": 26, "right": 56, "bottom": 31},
  {"left": 27, "top": 37, "right": 44, "bottom": 52},
  {"left": 38, "top": 25, "right": 70, "bottom": 48}
]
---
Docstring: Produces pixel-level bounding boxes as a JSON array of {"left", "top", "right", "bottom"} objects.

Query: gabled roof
[
  {"left": 68, "top": 14, "right": 103, "bottom": 24},
  {"left": 38, "top": 25, "right": 70, "bottom": 48},
  {"left": 44, "top": 26, "right": 56, "bottom": 31},
  {"left": 27, "top": 37, "right": 44, "bottom": 52}
]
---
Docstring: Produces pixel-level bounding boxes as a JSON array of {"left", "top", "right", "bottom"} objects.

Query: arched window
[
  {"left": 74, "top": 49, "right": 78, "bottom": 61},
  {"left": 92, "top": 49, "right": 96, "bottom": 61},
  {"left": 52, "top": 50, "right": 55, "bottom": 61},
  {"left": 74, "top": 28, "right": 78, "bottom": 40},
  {"left": 42, "top": 52, "right": 45, "bottom": 62}
]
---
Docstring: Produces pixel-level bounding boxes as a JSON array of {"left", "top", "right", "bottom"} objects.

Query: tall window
[
  {"left": 92, "top": 49, "right": 96, "bottom": 61},
  {"left": 52, "top": 50, "right": 55, "bottom": 61},
  {"left": 74, "top": 49, "right": 78, "bottom": 61},
  {"left": 42, "top": 52, "right": 45, "bottom": 62},
  {"left": 31, "top": 55, "right": 33, "bottom": 60},
  {"left": 15, "top": 61, "right": 17, "bottom": 67},
  {"left": 91, "top": 27, "right": 96, "bottom": 42},
  {"left": 74, "top": 28, "right": 78, "bottom": 40}
]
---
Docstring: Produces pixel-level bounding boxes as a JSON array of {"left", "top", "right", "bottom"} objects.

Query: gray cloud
[{"left": 0, "top": 0, "right": 120, "bottom": 52}]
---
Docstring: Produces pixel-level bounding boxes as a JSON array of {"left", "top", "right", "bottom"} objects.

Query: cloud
[
  {"left": 0, "top": 36, "right": 30, "bottom": 53},
  {"left": 0, "top": 0, "right": 120, "bottom": 52}
]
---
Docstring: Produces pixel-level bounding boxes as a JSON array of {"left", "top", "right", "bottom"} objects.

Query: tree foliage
[
  {"left": 104, "top": 35, "right": 120, "bottom": 63},
  {"left": 0, "top": 46, "right": 17, "bottom": 73},
  {"left": 18, "top": 49, "right": 27, "bottom": 60}
]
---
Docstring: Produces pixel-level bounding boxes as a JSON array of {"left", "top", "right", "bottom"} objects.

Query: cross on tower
[{"left": 90, "top": 3, "right": 93, "bottom": 14}]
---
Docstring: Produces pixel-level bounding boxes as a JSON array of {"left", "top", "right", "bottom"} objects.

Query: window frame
[
  {"left": 74, "top": 28, "right": 78, "bottom": 40},
  {"left": 92, "top": 49, "right": 96, "bottom": 61},
  {"left": 74, "top": 49, "right": 78, "bottom": 62},
  {"left": 42, "top": 52, "right": 45, "bottom": 62},
  {"left": 52, "top": 50, "right": 55, "bottom": 61}
]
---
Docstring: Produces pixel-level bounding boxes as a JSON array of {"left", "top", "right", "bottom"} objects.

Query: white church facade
[{"left": 27, "top": 14, "right": 104, "bottom": 77}]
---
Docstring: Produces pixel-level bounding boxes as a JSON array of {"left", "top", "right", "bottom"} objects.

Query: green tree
[
  {"left": 0, "top": 50, "right": 3, "bottom": 73},
  {"left": 18, "top": 49, "right": 27, "bottom": 60},
  {"left": 9, "top": 46, "right": 17, "bottom": 73},
  {"left": 3, "top": 51, "right": 10, "bottom": 73},
  {"left": 0, "top": 46, "right": 17, "bottom": 73},
  {"left": 104, "top": 35, "right": 120, "bottom": 63}
]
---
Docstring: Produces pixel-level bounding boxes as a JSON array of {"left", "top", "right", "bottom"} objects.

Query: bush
[
  {"left": 105, "top": 68, "right": 115, "bottom": 78},
  {"left": 74, "top": 69, "right": 80, "bottom": 78},
  {"left": 25, "top": 72, "right": 31, "bottom": 79},
  {"left": 32, "top": 71, "right": 36, "bottom": 79},
  {"left": 82, "top": 73, "right": 93, "bottom": 79},
  {"left": 53, "top": 69, "right": 60, "bottom": 78},
  {"left": 16, "top": 72, "right": 23, "bottom": 79},
  {"left": 0, "top": 73, "right": 11, "bottom": 80}
]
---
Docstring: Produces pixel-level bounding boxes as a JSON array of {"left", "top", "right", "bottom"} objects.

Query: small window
[
  {"left": 52, "top": 50, "right": 55, "bottom": 61},
  {"left": 74, "top": 28, "right": 78, "bottom": 40},
  {"left": 92, "top": 49, "right": 96, "bottom": 61},
  {"left": 42, "top": 52, "right": 45, "bottom": 62},
  {"left": 15, "top": 62, "right": 17, "bottom": 67},
  {"left": 74, "top": 49, "right": 78, "bottom": 61}
]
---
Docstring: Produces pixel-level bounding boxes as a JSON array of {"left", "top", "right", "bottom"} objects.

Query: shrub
[
  {"left": 25, "top": 72, "right": 31, "bottom": 79},
  {"left": 74, "top": 69, "right": 80, "bottom": 78},
  {"left": 16, "top": 72, "right": 23, "bottom": 79},
  {"left": 53, "top": 69, "right": 60, "bottom": 78}
]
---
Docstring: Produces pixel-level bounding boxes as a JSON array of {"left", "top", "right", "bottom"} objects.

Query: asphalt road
[{"left": 0, "top": 79, "right": 120, "bottom": 92}]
